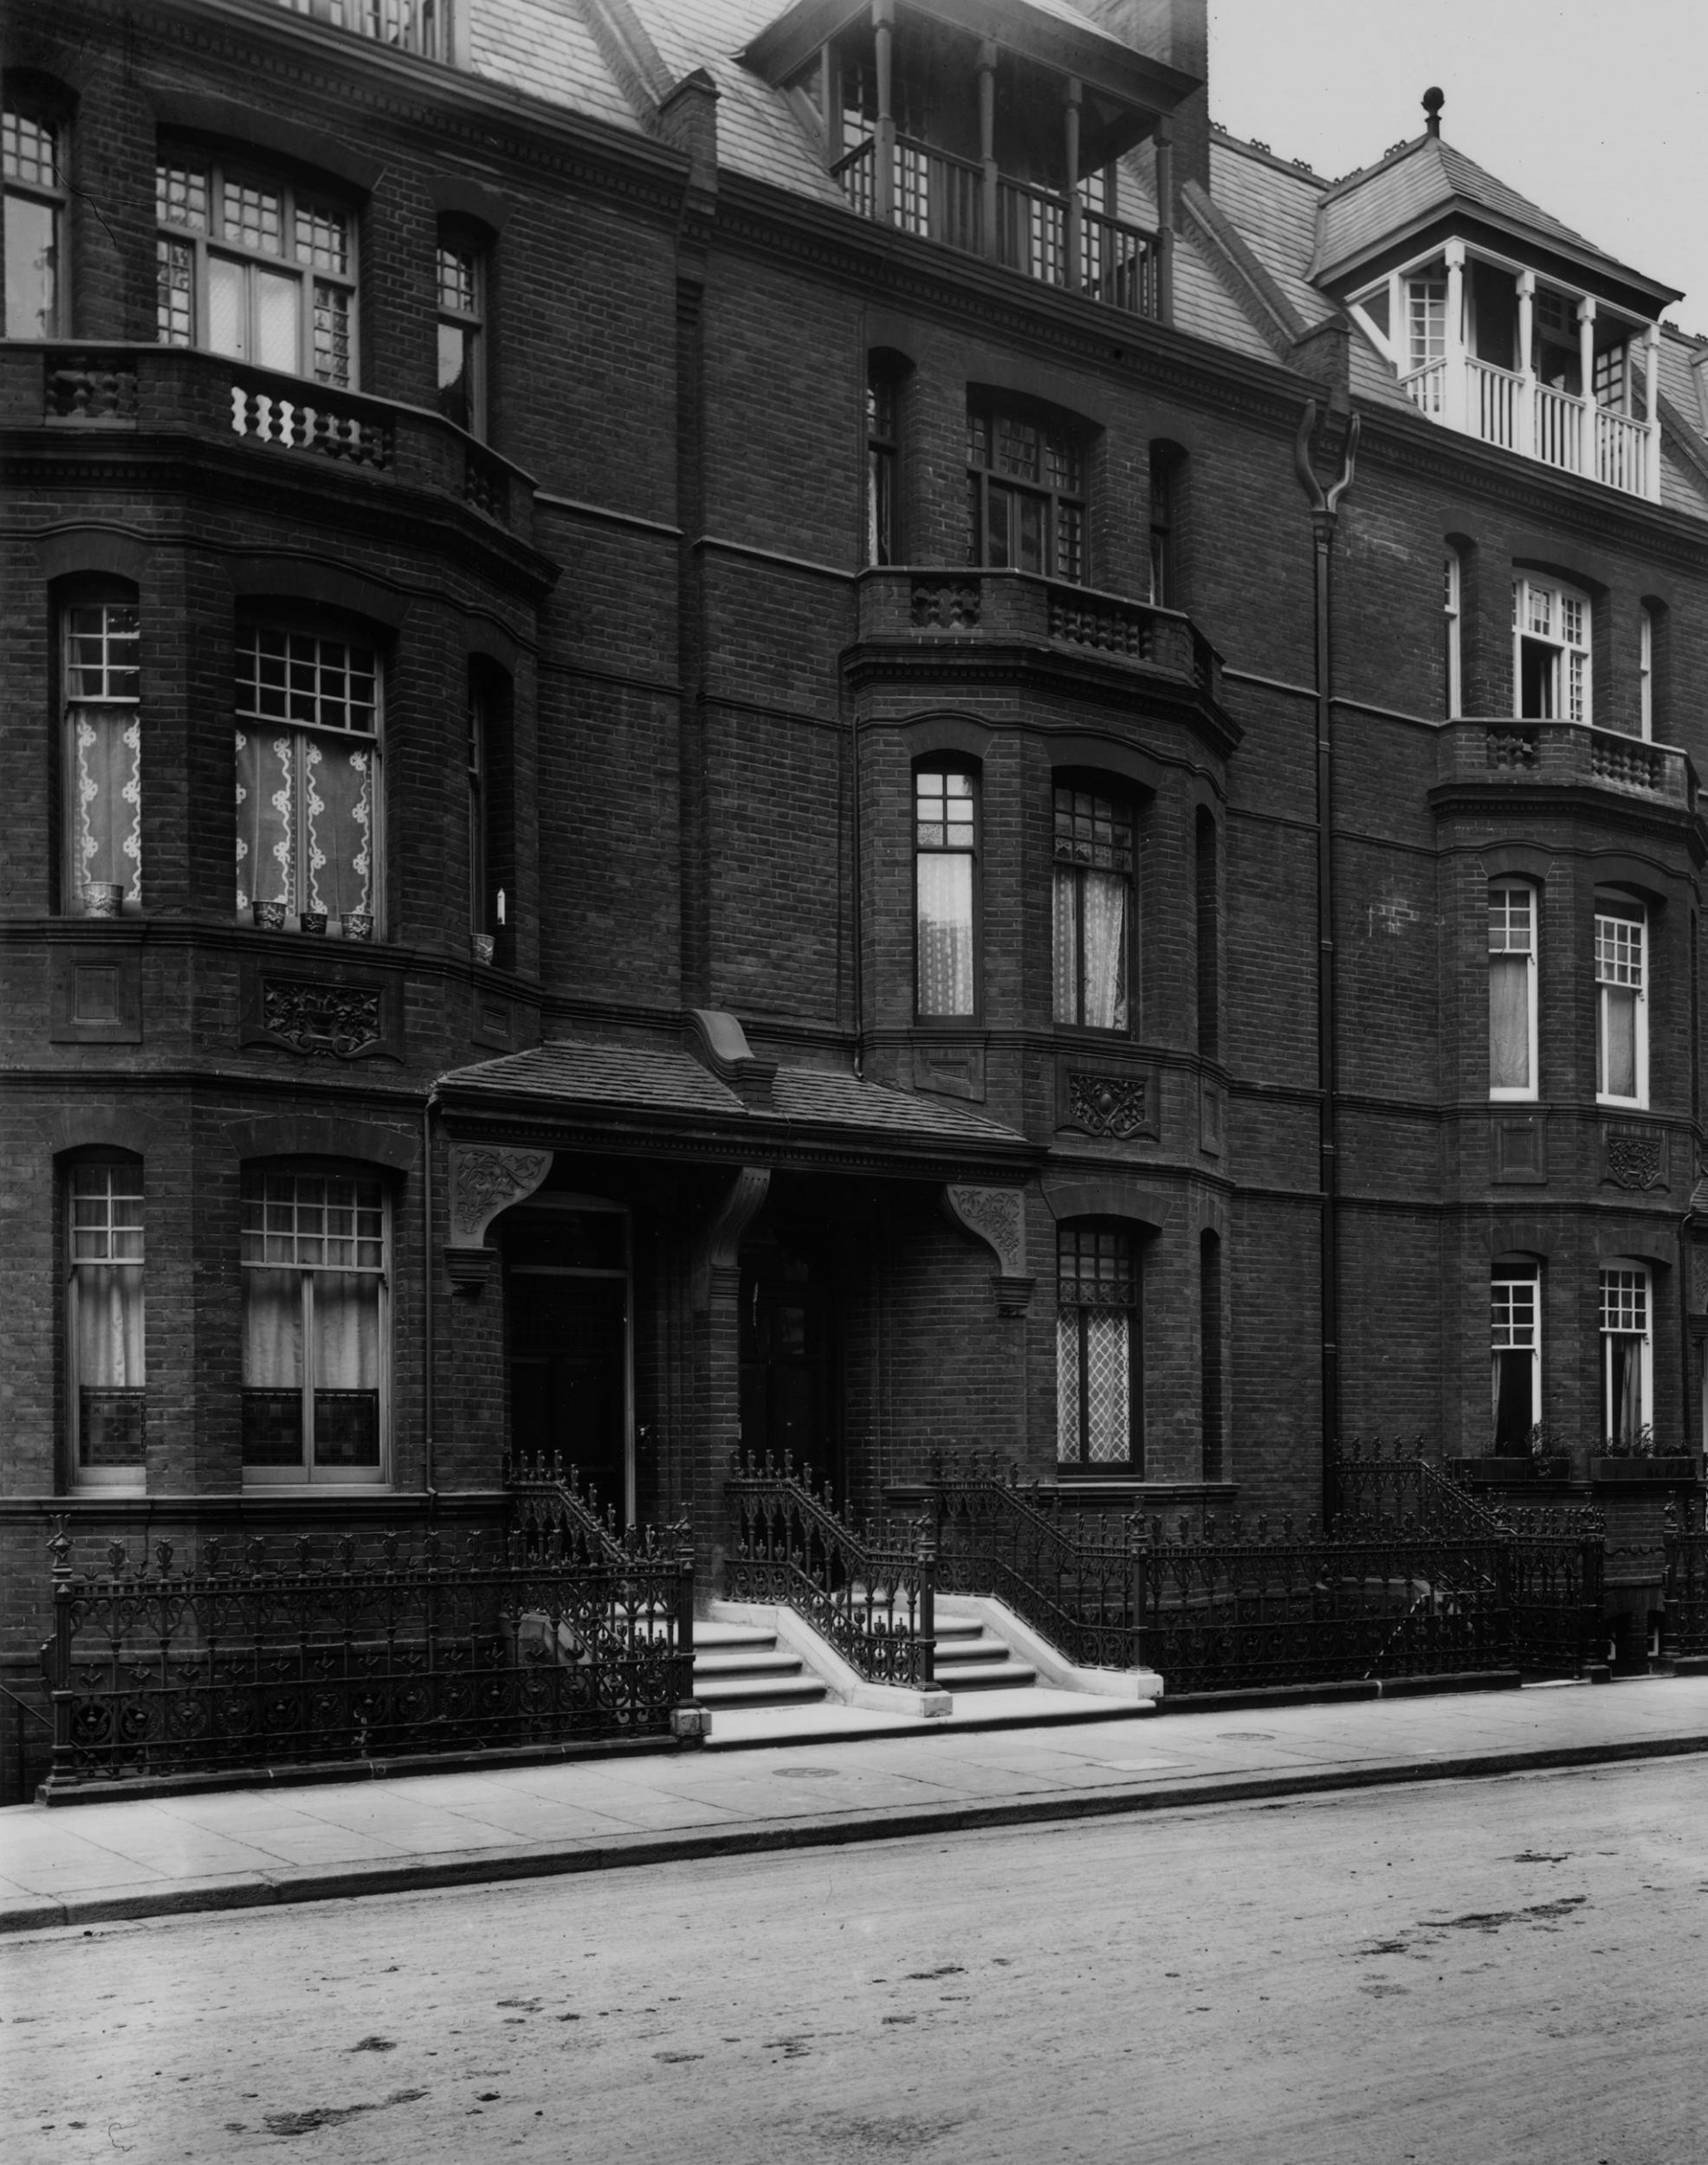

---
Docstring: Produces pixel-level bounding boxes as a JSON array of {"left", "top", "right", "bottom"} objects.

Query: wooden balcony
[
  {"left": 1401, "top": 353, "right": 1659, "bottom": 502},
  {"left": 834, "top": 136, "right": 1157, "bottom": 318},
  {"left": 3, "top": 343, "right": 535, "bottom": 542},
  {"left": 1434, "top": 718, "right": 1695, "bottom": 815}
]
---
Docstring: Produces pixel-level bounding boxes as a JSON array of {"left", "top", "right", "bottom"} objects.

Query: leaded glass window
[
  {"left": 63, "top": 600, "right": 143, "bottom": 914},
  {"left": 68, "top": 1159, "right": 146, "bottom": 1484},
  {"left": 967, "top": 405, "right": 1084, "bottom": 584},
  {"left": 155, "top": 151, "right": 357, "bottom": 386},
  {"left": 235, "top": 625, "right": 379, "bottom": 936},
  {"left": 1053, "top": 785, "right": 1131, "bottom": 1031},
  {"left": 915, "top": 766, "right": 976, "bottom": 1017},
  {"left": 242, "top": 1169, "right": 387, "bottom": 1483},
  {"left": 1057, "top": 1225, "right": 1137, "bottom": 1470}
]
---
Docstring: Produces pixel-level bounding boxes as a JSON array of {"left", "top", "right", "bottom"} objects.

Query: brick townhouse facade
[{"left": 4, "top": 0, "right": 1708, "bottom": 1738}]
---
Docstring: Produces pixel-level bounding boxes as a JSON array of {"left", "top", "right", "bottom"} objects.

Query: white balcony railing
[
  {"left": 278, "top": 0, "right": 444, "bottom": 57},
  {"left": 1402, "top": 352, "right": 1655, "bottom": 501}
]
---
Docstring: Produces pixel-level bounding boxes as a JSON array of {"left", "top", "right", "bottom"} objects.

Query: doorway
[
  {"left": 739, "top": 1239, "right": 837, "bottom": 1488},
  {"left": 505, "top": 1197, "right": 631, "bottom": 1523}
]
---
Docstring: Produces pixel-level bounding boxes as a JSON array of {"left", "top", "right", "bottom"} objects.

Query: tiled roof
[
  {"left": 439, "top": 1037, "right": 1030, "bottom": 1152},
  {"left": 1209, "top": 137, "right": 1334, "bottom": 333},
  {"left": 1310, "top": 132, "right": 1670, "bottom": 297},
  {"left": 470, "top": 0, "right": 637, "bottom": 132}
]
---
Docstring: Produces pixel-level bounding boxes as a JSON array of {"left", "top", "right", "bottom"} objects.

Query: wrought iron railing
[
  {"left": 724, "top": 1452, "right": 935, "bottom": 1687},
  {"left": 904, "top": 1439, "right": 1603, "bottom": 1691},
  {"left": 1662, "top": 1500, "right": 1708, "bottom": 1657},
  {"left": 927, "top": 1452, "right": 1142, "bottom": 1668},
  {"left": 39, "top": 1493, "right": 695, "bottom": 1793},
  {"left": 504, "top": 1446, "right": 636, "bottom": 1567}
]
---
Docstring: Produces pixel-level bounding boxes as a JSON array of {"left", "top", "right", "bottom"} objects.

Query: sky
[{"left": 1206, "top": 0, "right": 1708, "bottom": 338}]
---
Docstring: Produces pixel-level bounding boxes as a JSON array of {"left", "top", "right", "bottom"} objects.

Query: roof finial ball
[{"left": 1422, "top": 87, "right": 1445, "bottom": 139}]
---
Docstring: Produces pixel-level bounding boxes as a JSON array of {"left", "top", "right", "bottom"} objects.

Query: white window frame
[
  {"left": 1488, "top": 882, "right": 1538, "bottom": 1102},
  {"left": 1490, "top": 1265, "right": 1540, "bottom": 1451},
  {"left": 1444, "top": 549, "right": 1463, "bottom": 718},
  {"left": 436, "top": 224, "right": 485, "bottom": 439},
  {"left": 1595, "top": 894, "right": 1648, "bottom": 1108},
  {"left": 240, "top": 1167, "right": 391, "bottom": 1487},
  {"left": 67, "top": 1157, "right": 147, "bottom": 1492},
  {"left": 156, "top": 148, "right": 359, "bottom": 388},
  {"left": 3, "top": 100, "right": 67, "bottom": 339},
  {"left": 1639, "top": 607, "right": 1653, "bottom": 741},
  {"left": 1600, "top": 1262, "right": 1653, "bottom": 1451},
  {"left": 1513, "top": 577, "right": 1591, "bottom": 725}
]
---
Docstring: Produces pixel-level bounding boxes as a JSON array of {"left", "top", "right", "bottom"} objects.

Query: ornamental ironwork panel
[
  {"left": 724, "top": 1452, "right": 936, "bottom": 1688},
  {"left": 40, "top": 1495, "right": 693, "bottom": 1793},
  {"left": 1663, "top": 1501, "right": 1708, "bottom": 1657}
]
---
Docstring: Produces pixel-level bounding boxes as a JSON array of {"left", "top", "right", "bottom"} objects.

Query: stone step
[
  {"left": 692, "top": 1672, "right": 828, "bottom": 1708},
  {"left": 694, "top": 1648, "right": 810, "bottom": 1680}
]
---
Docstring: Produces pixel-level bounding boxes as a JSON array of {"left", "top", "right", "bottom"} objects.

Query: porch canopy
[{"left": 434, "top": 1031, "right": 1038, "bottom": 1185}]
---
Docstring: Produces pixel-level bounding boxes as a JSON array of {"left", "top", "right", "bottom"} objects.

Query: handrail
[{"left": 725, "top": 1451, "right": 935, "bottom": 1688}]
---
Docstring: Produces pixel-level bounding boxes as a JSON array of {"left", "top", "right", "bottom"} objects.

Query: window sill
[{"left": 240, "top": 1481, "right": 393, "bottom": 1494}]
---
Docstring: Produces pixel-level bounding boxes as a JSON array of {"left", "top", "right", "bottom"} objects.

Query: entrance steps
[{"left": 695, "top": 1597, "right": 1161, "bottom": 1751}]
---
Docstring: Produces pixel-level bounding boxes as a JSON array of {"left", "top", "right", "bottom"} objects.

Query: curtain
[
  {"left": 1053, "top": 869, "right": 1128, "bottom": 1028},
  {"left": 1052, "top": 868, "right": 1077, "bottom": 1024},
  {"left": 70, "top": 706, "right": 142, "bottom": 904},
  {"left": 1081, "top": 872, "right": 1128, "bottom": 1031},
  {"left": 74, "top": 1263, "right": 146, "bottom": 1469},
  {"left": 302, "top": 739, "right": 374, "bottom": 918},
  {"left": 917, "top": 852, "right": 974, "bottom": 1014},
  {"left": 242, "top": 1265, "right": 304, "bottom": 1465},
  {"left": 312, "top": 1270, "right": 380, "bottom": 1466},
  {"left": 1602, "top": 987, "right": 1638, "bottom": 1098},
  {"left": 1488, "top": 955, "right": 1530, "bottom": 1089},
  {"left": 1608, "top": 1337, "right": 1643, "bottom": 1449},
  {"left": 1491, "top": 1348, "right": 1533, "bottom": 1450},
  {"left": 236, "top": 729, "right": 295, "bottom": 914}
]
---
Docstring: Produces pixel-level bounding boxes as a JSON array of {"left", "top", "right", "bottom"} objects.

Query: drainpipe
[
  {"left": 1292, "top": 401, "right": 1359, "bottom": 1522},
  {"left": 423, "top": 1086, "right": 438, "bottom": 1508}
]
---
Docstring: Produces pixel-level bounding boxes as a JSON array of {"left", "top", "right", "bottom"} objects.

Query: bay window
[
  {"left": 1052, "top": 784, "right": 1131, "bottom": 1031},
  {"left": 1490, "top": 1262, "right": 1539, "bottom": 1451},
  {"left": 1600, "top": 1264, "right": 1651, "bottom": 1452},
  {"left": 1057, "top": 1224, "right": 1137, "bottom": 1470},
  {"left": 1595, "top": 895, "right": 1647, "bottom": 1106},
  {"left": 1514, "top": 577, "right": 1590, "bottom": 723},
  {"left": 915, "top": 765, "right": 977, "bottom": 1018},
  {"left": 1488, "top": 884, "right": 1537, "bottom": 1099},
  {"left": 3, "top": 100, "right": 64, "bottom": 338},
  {"left": 235, "top": 624, "right": 380, "bottom": 937},
  {"left": 68, "top": 1158, "right": 146, "bottom": 1488},
  {"left": 61, "top": 596, "right": 142, "bottom": 915},
  {"left": 242, "top": 1168, "right": 387, "bottom": 1483},
  {"left": 967, "top": 404, "right": 1084, "bottom": 584},
  {"left": 156, "top": 150, "right": 356, "bottom": 387}
]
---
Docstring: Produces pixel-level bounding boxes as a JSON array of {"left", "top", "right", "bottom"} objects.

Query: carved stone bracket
[
  {"left": 1602, "top": 1123, "right": 1667, "bottom": 1192},
  {"left": 943, "top": 1184, "right": 1025, "bottom": 1275},
  {"left": 447, "top": 1144, "right": 553, "bottom": 1246},
  {"left": 692, "top": 1166, "right": 771, "bottom": 1312}
]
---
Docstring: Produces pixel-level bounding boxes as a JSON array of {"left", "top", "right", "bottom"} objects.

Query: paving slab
[{"left": 4, "top": 1676, "right": 1708, "bottom": 1935}]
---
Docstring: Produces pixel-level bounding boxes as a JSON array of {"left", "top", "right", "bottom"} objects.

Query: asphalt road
[{"left": 5, "top": 1759, "right": 1707, "bottom": 2164}]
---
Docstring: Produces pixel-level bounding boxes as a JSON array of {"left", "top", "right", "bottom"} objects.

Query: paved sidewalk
[{"left": 4, "top": 1676, "right": 1707, "bottom": 1936}]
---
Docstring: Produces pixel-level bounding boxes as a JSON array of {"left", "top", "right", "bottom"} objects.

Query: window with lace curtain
[
  {"left": 67, "top": 1156, "right": 146, "bottom": 1489},
  {"left": 915, "top": 765, "right": 977, "bottom": 1018},
  {"left": 1057, "top": 1224, "right": 1137, "bottom": 1470},
  {"left": 235, "top": 623, "right": 380, "bottom": 937},
  {"left": 61, "top": 595, "right": 142, "bottom": 915},
  {"left": 241, "top": 1167, "right": 388, "bottom": 1484},
  {"left": 1052, "top": 784, "right": 1131, "bottom": 1031}
]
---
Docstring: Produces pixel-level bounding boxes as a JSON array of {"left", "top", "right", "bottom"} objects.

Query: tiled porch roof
[{"left": 437, "top": 1037, "right": 1034, "bottom": 1167}]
